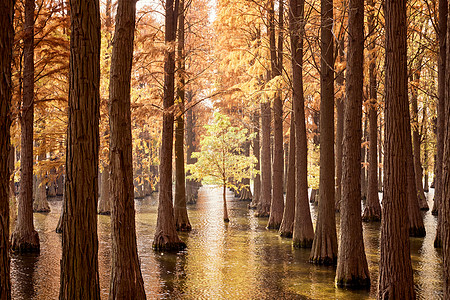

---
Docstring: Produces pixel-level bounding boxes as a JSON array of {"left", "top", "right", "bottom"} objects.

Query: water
[{"left": 11, "top": 186, "right": 443, "bottom": 299}]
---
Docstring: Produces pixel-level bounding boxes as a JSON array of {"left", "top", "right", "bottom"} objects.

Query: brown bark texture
[
  {"left": 377, "top": 0, "right": 415, "bottom": 297},
  {"left": 98, "top": 165, "right": 111, "bottom": 215},
  {"left": 0, "top": 0, "right": 14, "bottom": 297},
  {"left": 362, "top": 0, "right": 381, "bottom": 222},
  {"left": 310, "top": 0, "right": 337, "bottom": 264},
  {"left": 108, "top": 0, "right": 146, "bottom": 298},
  {"left": 335, "top": 37, "right": 344, "bottom": 212},
  {"left": 153, "top": 0, "right": 186, "bottom": 251},
  {"left": 249, "top": 112, "right": 261, "bottom": 209},
  {"left": 11, "top": 0, "right": 40, "bottom": 253},
  {"left": 223, "top": 184, "right": 229, "bottom": 222},
  {"left": 185, "top": 91, "right": 199, "bottom": 204},
  {"left": 59, "top": 0, "right": 101, "bottom": 297},
  {"left": 290, "top": 0, "right": 314, "bottom": 248},
  {"left": 174, "top": 0, "right": 191, "bottom": 232},
  {"left": 336, "top": 0, "right": 370, "bottom": 287},
  {"left": 257, "top": 100, "right": 272, "bottom": 217},
  {"left": 33, "top": 149, "right": 50, "bottom": 213}
]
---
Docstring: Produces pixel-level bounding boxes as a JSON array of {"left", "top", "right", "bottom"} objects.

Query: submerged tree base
[
  {"left": 293, "top": 238, "right": 313, "bottom": 248},
  {"left": 362, "top": 206, "right": 381, "bottom": 222},
  {"left": 224, "top": 218, "right": 230, "bottom": 223},
  {"left": 267, "top": 222, "right": 281, "bottom": 230},
  {"left": 409, "top": 226, "right": 426, "bottom": 237},
  {"left": 279, "top": 230, "right": 293, "bottom": 238},
  {"left": 310, "top": 255, "right": 337, "bottom": 266},
  {"left": 336, "top": 276, "right": 371, "bottom": 289},
  {"left": 176, "top": 222, "right": 192, "bottom": 232},
  {"left": 33, "top": 205, "right": 50, "bottom": 213},
  {"left": 11, "top": 230, "right": 40, "bottom": 253}
]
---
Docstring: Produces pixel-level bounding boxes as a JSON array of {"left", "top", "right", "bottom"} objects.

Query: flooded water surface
[{"left": 11, "top": 186, "right": 443, "bottom": 299}]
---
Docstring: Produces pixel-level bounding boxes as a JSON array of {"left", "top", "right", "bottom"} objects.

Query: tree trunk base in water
[
  {"left": 266, "top": 222, "right": 281, "bottom": 230},
  {"left": 293, "top": 238, "right": 313, "bottom": 248},
  {"left": 279, "top": 230, "right": 292, "bottom": 238},
  {"left": 362, "top": 206, "right": 381, "bottom": 222},
  {"left": 310, "top": 255, "right": 337, "bottom": 266},
  {"left": 11, "top": 230, "right": 40, "bottom": 253},
  {"left": 255, "top": 211, "right": 269, "bottom": 218},
  {"left": 336, "top": 276, "right": 371, "bottom": 289},
  {"left": 239, "top": 189, "right": 252, "bottom": 201},
  {"left": 97, "top": 210, "right": 111, "bottom": 216},
  {"left": 33, "top": 202, "right": 50, "bottom": 213},
  {"left": 409, "top": 226, "right": 426, "bottom": 237},
  {"left": 431, "top": 204, "right": 438, "bottom": 216},
  {"left": 224, "top": 218, "right": 229, "bottom": 223},
  {"left": 176, "top": 222, "right": 192, "bottom": 232},
  {"left": 152, "top": 232, "right": 186, "bottom": 251}
]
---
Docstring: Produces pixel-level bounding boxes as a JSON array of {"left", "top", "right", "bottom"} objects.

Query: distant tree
[
  {"left": 0, "top": 0, "right": 14, "bottom": 297},
  {"left": 188, "top": 113, "right": 256, "bottom": 222},
  {"left": 59, "top": 0, "right": 101, "bottom": 297}
]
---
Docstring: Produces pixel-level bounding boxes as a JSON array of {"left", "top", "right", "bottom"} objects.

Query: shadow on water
[{"left": 10, "top": 186, "right": 444, "bottom": 299}]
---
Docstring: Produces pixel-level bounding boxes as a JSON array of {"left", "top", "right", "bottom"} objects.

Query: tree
[
  {"left": 174, "top": 0, "right": 192, "bottom": 232},
  {"left": 290, "top": 0, "right": 314, "bottom": 248},
  {"left": 11, "top": 0, "right": 40, "bottom": 253},
  {"left": 335, "top": 0, "right": 370, "bottom": 287},
  {"left": 0, "top": 0, "right": 14, "bottom": 297},
  {"left": 153, "top": 0, "right": 186, "bottom": 251},
  {"left": 108, "top": 0, "right": 146, "bottom": 298},
  {"left": 310, "top": 0, "right": 338, "bottom": 264},
  {"left": 378, "top": 0, "right": 415, "bottom": 297},
  {"left": 362, "top": 0, "right": 381, "bottom": 222},
  {"left": 188, "top": 112, "right": 256, "bottom": 222},
  {"left": 59, "top": 0, "right": 101, "bottom": 297}
]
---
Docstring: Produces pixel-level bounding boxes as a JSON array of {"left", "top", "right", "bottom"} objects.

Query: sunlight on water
[{"left": 11, "top": 186, "right": 443, "bottom": 299}]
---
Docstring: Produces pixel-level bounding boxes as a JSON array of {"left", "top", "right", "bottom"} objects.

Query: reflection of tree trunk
[
  {"left": 98, "top": 165, "right": 111, "bottom": 215},
  {"left": 249, "top": 112, "right": 260, "bottom": 209},
  {"left": 378, "top": 0, "right": 415, "bottom": 297},
  {"left": 59, "top": 0, "right": 101, "bottom": 296},
  {"left": 153, "top": 0, "right": 186, "bottom": 251},
  {"left": 12, "top": 0, "right": 40, "bottom": 253},
  {"left": 336, "top": 0, "right": 370, "bottom": 286},
  {"left": 0, "top": 2, "right": 14, "bottom": 295},
  {"left": 310, "top": 0, "right": 337, "bottom": 265},
  {"left": 290, "top": 0, "right": 314, "bottom": 248}
]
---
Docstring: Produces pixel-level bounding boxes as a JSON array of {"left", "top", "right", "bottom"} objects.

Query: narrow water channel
[{"left": 11, "top": 186, "right": 443, "bottom": 299}]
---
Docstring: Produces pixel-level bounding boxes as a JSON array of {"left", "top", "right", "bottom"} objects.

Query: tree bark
[
  {"left": 108, "top": 0, "right": 146, "bottom": 297},
  {"left": 11, "top": 0, "right": 40, "bottom": 253},
  {"left": 223, "top": 184, "right": 229, "bottom": 222},
  {"left": 279, "top": 116, "right": 295, "bottom": 237},
  {"left": 378, "top": 0, "right": 415, "bottom": 297},
  {"left": 361, "top": 119, "right": 368, "bottom": 200},
  {"left": 153, "top": 0, "right": 186, "bottom": 251},
  {"left": 185, "top": 91, "right": 199, "bottom": 204},
  {"left": 98, "top": 165, "right": 111, "bottom": 215},
  {"left": 362, "top": 0, "right": 381, "bottom": 222},
  {"left": 249, "top": 112, "right": 260, "bottom": 209},
  {"left": 290, "top": 0, "right": 314, "bottom": 248},
  {"left": 335, "top": 36, "right": 344, "bottom": 212},
  {"left": 336, "top": 0, "right": 370, "bottom": 287},
  {"left": 59, "top": 0, "right": 101, "bottom": 297},
  {"left": 33, "top": 149, "right": 50, "bottom": 213},
  {"left": 268, "top": 0, "right": 284, "bottom": 229},
  {"left": 174, "top": 0, "right": 192, "bottom": 232},
  {"left": 310, "top": 0, "right": 337, "bottom": 264},
  {"left": 0, "top": 0, "right": 14, "bottom": 296},
  {"left": 423, "top": 103, "right": 429, "bottom": 193},
  {"left": 257, "top": 100, "right": 272, "bottom": 217}
]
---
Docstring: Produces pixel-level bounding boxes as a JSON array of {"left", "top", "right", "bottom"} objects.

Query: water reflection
[{"left": 10, "top": 186, "right": 444, "bottom": 299}]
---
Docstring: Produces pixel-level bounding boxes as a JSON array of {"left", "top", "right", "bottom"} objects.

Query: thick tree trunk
[
  {"left": 378, "top": 0, "right": 415, "bottom": 297},
  {"left": 9, "top": 147, "right": 16, "bottom": 230},
  {"left": 335, "top": 37, "right": 344, "bottom": 212},
  {"left": 153, "top": 0, "right": 186, "bottom": 251},
  {"left": 378, "top": 124, "right": 383, "bottom": 192},
  {"left": 98, "top": 165, "right": 111, "bottom": 215},
  {"left": 33, "top": 166, "right": 50, "bottom": 213},
  {"left": 0, "top": 1, "right": 14, "bottom": 296},
  {"left": 434, "top": 0, "right": 448, "bottom": 217},
  {"left": 108, "top": 0, "right": 146, "bottom": 297},
  {"left": 336, "top": 0, "right": 370, "bottom": 287},
  {"left": 279, "top": 116, "right": 295, "bottom": 237},
  {"left": 11, "top": 0, "right": 40, "bottom": 253},
  {"left": 257, "top": 100, "right": 271, "bottom": 217},
  {"left": 249, "top": 112, "right": 261, "bottom": 209},
  {"left": 362, "top": 0, "right": 381, "bottom": 222},
  {"left": 223, "top": 184, "right": 229, "bottom": 222},
  {"left": 310, "top": 0, "right": 337, "bottom": 264},
  {"left": 174, "top": 0, "right": 191, "bottom": 232},
  {"left": 268, "top": 0, "right": 284, "bottom": 229},
  {"left": 59, "top": 0, "right": 101, "bottom": 297},
  {"left": 290, "top": 0, "right": 314, "bottom": 248},
  {"left": 411, "top": 64, "right": 429, "bottom": 210}
]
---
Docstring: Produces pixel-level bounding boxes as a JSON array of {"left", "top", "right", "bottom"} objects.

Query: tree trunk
[
  {"left": 362, "top": 0, "right": 381, "bottom": 222},
  {"left": 279, "top": 116, "right": 295, "bottom": 237},
  {"left": 434, "top": 0, "right": 448, "bottom": 217},
  {"left": 268, "top": 0, "right": 284, "bottom": 229},
  {"left": 378, "top": 123, "right": 383, "bottom": 192},
  {"left": 336, "top": 0, "right": 370, "bottom": 287},
  {"left": 11, "top": 0, "right": 40, "bottom": 253},
  {"left": 186, "top": 91, "right": 198, "bottom": 204},
  {"left": 9, "top": 147, "right": 16, "bottom": 230},
  {"left": 174, "top": 0, "right": 191, "bottom": 232},
  {"left": 249, "top": 112, "right": 260, "bottom": 209},
  {"left": 335, "top": 37, "right": 344, "bottom": 212},
  {"left": 423, "top": 102, "right": 429, "bottom": 193},
  {"left": 108, "top": 0, "right": 146, "bottom": 296},
  {"left": 56, "top": 173, "right": 64, "bottom": 196},
  {"left": 153, "top": 0, "right": 186, "bottom": 251},
  {"left": 361, "top": 119, "right": 368, "bottom": 200},
  {"left": 257, "top": 100, "right": 271, "bottom": 217},
  {"left": 240, "top": 140, "right": 253, "bottom": 201},
  {"left": 33, "top": 149, "right": 50, "bottom": 213},
  {"left": 378, "top": 0, "right": 415, "bottom": 297},
  {"left": 59, "top": 0, "right": 101, "bottom": 297},
  {"left": 98, "top": 165, "right": 111, "bottom": 215},
  {"left": 223, "top": 184, "right": 229, "bottom": 222},
  {"left": 411, "top": 62, "right": 428, "bottom": 210},
  {"left": 310, "top": 0, "right": 337, "bottom": 264},
  {"left": 0, "top": 0, "right": 14, "bottom": 296},
  {"left": 290, "top": 0, "right": 314, "bottom": 248}
]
